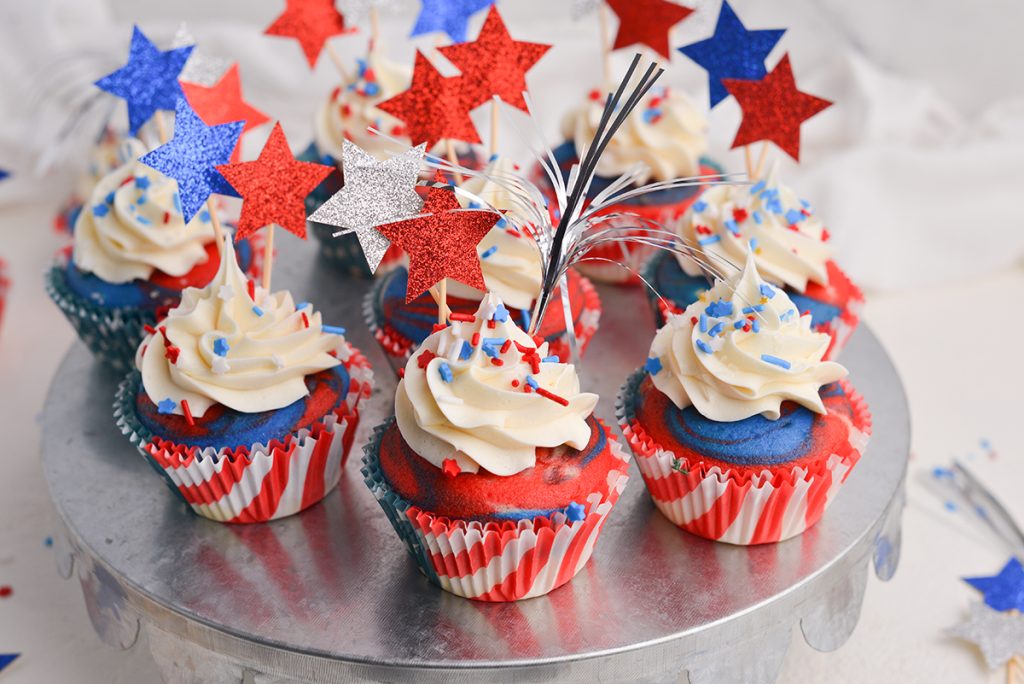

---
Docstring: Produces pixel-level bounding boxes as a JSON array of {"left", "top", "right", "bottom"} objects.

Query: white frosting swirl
[
  {"left": 649, "top": 254, "right": 846, "bottom": 422},
  {"left": 72, "top": 138, "right": 217, "bottom": 284},
  {"left": 561, "top": 84, "right": 707, "bottom": 183},
  {"left": 313, "top": 52, "right": 410, "bottom": 162},
  {"left": 395, "top": 294, "right": 598, "bottom": 476},
  {"left": 138, "top": 239, "right": 344, "bottom": 418},
  {"left": 677, "top": 165, "right": 832, "bottom": 292},
  {"left": 446, "top": 158, "right": 543, "bottom": 310}
]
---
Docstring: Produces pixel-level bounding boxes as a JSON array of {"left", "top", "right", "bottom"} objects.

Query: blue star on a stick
[
  {"left": 0, "top": 654, "right": 20, "bottom": 673},
  {"left": 410, "top": 0, "right": 494, "bottom": 44},
  {"left": 965, "top": 558, "right": 1024, "bottom": 613},
  {"left": 139, "top": 99, "right": 242, "bottom": 222},
  {"left": 677, "top": 1, "right": 784, "bottom": 108},
  {"left": 95, "top": 26, "right": 194, "bottom": 135}
]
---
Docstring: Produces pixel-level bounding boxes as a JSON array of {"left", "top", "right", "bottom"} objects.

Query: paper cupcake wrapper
[
  {"left": 114, "top": 347, "right": 373, "bottom": 523},
  {"left": 362, "top": 417, "right": 630, "bottom": 601},
  {"left": 362, "top": 273, "right": 603, "bottom": 377},
  {"left": 816, "top": 290, "right": 864, "bottom": 361},
  {"left": 616, "top": 370, "right": 871, "bottom": 545}
]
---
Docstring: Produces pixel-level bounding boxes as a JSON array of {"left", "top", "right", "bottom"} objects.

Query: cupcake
[
  {"left": 618, "top": 255, "right": 871, "bottom": 545},
  {"left": 115, "top": 239, "right": 372, "bottom": 523},
  {"left": 644, "top": 166, "right": 863, "bottom": 359},
  {"left": 363, "top": 293, "right": 629, "bottom": 601},
  {"left": 46, "top": 138, "right": 260, "bottom": 372},
  {"left": 365, "top": 157, "right": 601, "bottom": 373},
  {"left": 535, "top": 84, "right": 720, "bottom": 284}
]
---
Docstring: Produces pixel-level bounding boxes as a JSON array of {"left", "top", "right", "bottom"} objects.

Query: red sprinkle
[
  {"left": 158, "top": 326, "right": 168, "bottom": 338},
  {"left": 500, "top": 339, "right": 512, "bottom": 354},
  {"left": 690, "top": 317, "right": 698, "bottom": 325},
  {"left": 390, "top": 124, "right": 406, "bottom": 136},
  {"left": 490, "top": 358, "right": 504, "bottom": 366},
  {"left": 431, "top": 323, "right": 447, "bottom": 334},
  {"left": 417, "top": 350, "right": 437, "bottom": 369},
  {"left": 821, "top": 229, "right": 831, "bottom": 242},
  {"left": 787, "top": 224, "right": 799, "bottom": 232},
  {"left": 162, "top": 211, "right": 171, "bottom": 224},
  {"left": 164, "top": 345, "right": 180, "bottom": 364},
  {"left": 441, "top": 458, "right": 461, "bottom": 478},
  {"left": 144, "top": 324, "right": 157, "bottom": 335},
  {"left": 471, "top": 332, "right": 480, "bottom": 347},
  {"left": 398, "top": 368, "right": 405, "bottom": 378},
  {"left": 449, "top": 313, "right": 476, "bottom": 323},
  {"left": 532, "top": 335, "right": 544, "bottom": 347},
  {"left": 588, "top": 88, "right": 602, "bottom": 101},
  {"left": 743, "top": 324, "right": 751, "bottom": 332},
  {"left": 511, "top": 379, "right": 520, "bottom": 387},
  {"left": 0, "top": 586, "right": 11, "bottom": 598},
  {"left": 247, "top": 280, "right": 256, "bottom": 299},
  {"left": 119, "top": 176, "right": 133, "bottom": 187},
  {"left": 301, "top": 312, "right": 310, "bottom": 328},
  {"left": 340, "top": 103, "right": 352, "bottom": 117},
  {"left": 732, "top": 208, "right": 748, "bottom": 223},
  {"left": 529, "top": 356, "right": 541, "bottom": 375},
  {"left": 513, "top": 341, "right": 535, "bottom": 354},
  {"left": 487, "top": 320, "right": 496, "bottom": 329},
  {"left": 181, "top": 399, "right": 195, "bottom": 426},
  {"left": 536, "top": 387, "right": 569, "bottom": 406}
]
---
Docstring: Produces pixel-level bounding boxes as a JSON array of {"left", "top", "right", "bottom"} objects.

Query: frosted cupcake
[
  {"left": 644, "top": 166, "right": 863, "bottom": 359},
  {"left": 363, "top": 294, "right": 629, "bottom": 601},
  {"left": 536, "top": 84, "right": 721, "bottom": 283},
  {"left": 115, "top": 239, "right": 372, "bottom": 523},
  {"left": 366, "top": 157, "right": 601, "bottom": 372},
  {"left": 618, "top": 255, "right": 870, "bottom": 545},
  {"left": 46, "top": 138, "right": 259, "bottom": 371}
]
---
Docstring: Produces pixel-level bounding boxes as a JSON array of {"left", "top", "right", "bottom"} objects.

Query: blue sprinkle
[
  {"left": 525, "top": 375, "right": 539, "bottom": 389},
  {"left": 565, "top": 501, "right": 586, "bottom": 522},
  {"left": 296, "top": 301, "right": 311, "bottom": 310},
  {"left": 644, "top": 356, "right": 662, "bottom": 375},
  {"left": 800, "top": 198, "right": 812, "bottom": 209},
  {"left": 785, "top": 209, "right": 804, "bottom": 225},
  {"left": 135, "top": 194, "right": 147, "bottom": 205},
  {"left": 692, "top": 200, "right": 707, "bottom": 213},
  {"left": 975, "top": 505, "right": 988, "bottom": 519},
  {"left": 43, "top": 537, "right": 53, "bottom": 548},
  {"left": 749, "top": 237, "right": 759, "bottom": 251},
  {"left": 363, "top": 81, "right": 380, "bottom": 96},
  {"left": 480, "top": 338, "right": 505, "bottom": 358},
  {"left": 541, "top": 355, "right": 559, "bottom": 363},
  {"left": 742, "top": 304, "right": 766, "bottom": 314},
  {"left": 750, "top": 180, "right": 766, "bottom": 195},
  {"left": 520, "top": 308, "right": 531, "bottom": 330},
  {"left": 252, "top": 305, "right": 264, "bottom": 317},
  {"left": 932, "top": 466, "right": 954, "bottom": 479},
  {"left": 157, "top": 398, "right": 176, "bottom": 414},
  {"left": 199, "top": 210, "right": 211, "bottom": 223},
  {"left": 724, "top": 218, "right": 740, "bottom": 235},
  {"left": 695, "top": 339, "right": 713, "bottom": 354},
  {"left": 642, "top": 108, "right": 662, "bottom": 123},
  {"left": 780, "top": 309, "right": 797, "bottom": 322},
  {"left": 698, "top": 235, "right": 721, "bottom": 246},
  {"left": 980, "top": 438, "right": 992, "bottom": 450},
  {"left": 459, "top": 340, "right": 473, "bottom": 360},
  {"left": 322, "top": 325, "right": 347, "bottom": 335},
  {"left": 733, "top": 320, "right": 746, "bottom": 329},
  {"left": 438, "top": 362, "right": 453, "bottom": 383},
  {"left": 944, "top": 501, "right": 957, "bottom": 512},
  {"left": 92, "top": 204, "right": 109, "bottom": 217},
  {"left": 136, "top": 214, "right": 151, "bottom": 225},
  {"left": 488, "top": 153, "right": 499, "bottom": 162},
  {"left": 492, "top": 303, "right": 510, "bottom": 322},
  {"left": 356, "top": 58, "right": 367, "bottom": 76},
  {"left": 759, "top": 284, "right": 776, "bottom": 299},
  {"left": 320, "top": 154, "right": 336, "bottom": 166},
  {"left": 751, "top": 318, "right": 761, "bottom": 333},
  {"left": 134, "top": 175, "right": 150, "bottom": 189},
  {"left": 698, "top": 313, "right": 708, "bottom": 333},
  {"left": 468, "top": 200, "right": 481, "bottom": 209},
  {"left": 760, "top": 354, "right": 791, "bottom": 369},
  {"left": 752, "top": 211, "right": 763, "bottom": 225},
  {"left": 104, "top": 191, "right": 115, "bottom": 204},
  {"left": 495, "top": 216, "right": 507, "bottom": 228},
  {"left": 480, "top": 245, "right": 498, "bottom": 259},
  {"left": 707, "top": 321, "right": 724, "bottom": 337},
  {"left": 705, "top": 300, "right": 733, "bottom": 317},
  {"left": 214, "top": 338, "right": 230, "bottom": 357},
  {"left": 172, "top": 192, "right": 182, "bottom": 214}
]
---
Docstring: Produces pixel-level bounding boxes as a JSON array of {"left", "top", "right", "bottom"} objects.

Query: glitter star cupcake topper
[
  {"left": 264, "top": 0, "right": 351, "bottom": 68},
  {"left": 181, "top": 64, "right": 270, "bottom": 163},
  {"left": 409, "top": 0, "right": 493, "bottom": 44}
]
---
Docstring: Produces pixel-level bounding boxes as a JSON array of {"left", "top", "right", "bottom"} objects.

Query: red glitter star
[
  {"left": 606, "top": 0, "right": 693, "bottom": 60},
  {"left": 376, "top": 185, "right": 499, "bottom": 302},
  {"left": 723, "top": 55, "right": 833, "bottom": 161},
  {"left": 263, "top": 0, "right": 350, "bottom": 69},
  {"left": 377, "top": 51, "right": 480, "bottom": 149},
  {"left": 217, "top": 123, "right": 334, "bottom": 241},
  {"left": 438, "top": 6, "right": 551, "bottom": 112},
  {"left": 180, "top": 64, "right": 269, "bottom": 163}
]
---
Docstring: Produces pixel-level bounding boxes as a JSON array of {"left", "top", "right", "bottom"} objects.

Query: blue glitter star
[
  {"left": 0, "top": 169, "right": 8, "bottom": 182},
  {"left": 95, "top": 26, "right": 194, "bottom": 135},
  {"left": 139, "top": 98, "right": 242, "bottom": 222},
  {"left": 965, "top": 558, "right": 1024, "bottom": 613},
  {"left": 644, "top": 356, "right": 663, "bottom": 375},
  {"left": 677, "top": 1, "right": 785, "bottom": 108},
  {"left": 157, "top": 398, "right": 177, "bottom": 414},
  {"left": 0, "top": 654, "right": 20, "bottom": 673},
  {"left": 409, "top": 0, "right": 493, "bottom": 43}
]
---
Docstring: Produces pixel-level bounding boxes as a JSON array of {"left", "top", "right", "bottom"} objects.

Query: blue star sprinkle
[
  {"left": 644, "top": 356, "right": 663, "bottom": 375},
  {"left": 410, "top": 0, "right": 494, "bottom": 44},
  {"left": 139, "top": 98, "right": 242, "bottom": 222},
  {"left": 0, "top": 654, "right": 20, "bottom": 673},
  {"left": 965, "top": 558, "right": 1024, "bottom": 613},
  {"left": 213, "top": 338, "right": 230, "bottom": 357},
  {"left": 157, "top": 398, "right": 177, "bottom": 414},
  {"left": 565, "top": 501, "right": 586, "bottom": 522},
  {"left": 95, "top": 26, "right": 194, "bottom": 135},
  {"left": 677, "top": 1, "right": 785, "bottom": 108},
  {"left": 492, "top": 303, "right": 510, "bottom": 323}
]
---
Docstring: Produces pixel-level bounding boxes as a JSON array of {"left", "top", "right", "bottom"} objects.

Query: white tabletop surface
[{"left": 1, "top": 1, "right": 1022, "bottom": 682}]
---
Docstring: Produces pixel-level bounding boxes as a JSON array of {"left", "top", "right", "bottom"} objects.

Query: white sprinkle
[
  {"left": 271, "top": 354, "right": 285, "bottom": 369},
  {"left": 211, "top": 356, "right": 230, "bottom": 375},
  {"left": 217, "top": 285, "right": 234, "bottom": 302}
]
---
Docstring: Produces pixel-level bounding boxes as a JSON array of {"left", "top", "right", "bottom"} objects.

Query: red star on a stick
[
  {"left": 264, "top": 0, "right": 350, "bottom": 69},
  {"left": 377, "top": 51, "right": 480, "bottom": 149},
  {"left": 438, "top": 6, "right": 551, "bottom": 111},
  {"left": 181, "top": 64, "right": 269, "bottom": 163},
  {"left": 376, "top": 185, "right": 499, "bottom": 302},
  {"left": 216, "top": 123, "right": 334, "bottom": 241},
  {"left": 723, "top": 55, "right": 833, "bottom": 161},
  {"left": 606, "top": 0, "right": 693, "bottom": 60}
]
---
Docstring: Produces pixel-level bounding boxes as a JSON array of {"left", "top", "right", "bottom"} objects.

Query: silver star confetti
[
  {"left": 570, "top": 0, "right": 601, "bottom": 20},
  {"left": 172, "top": 24, "right": 231, "bottom": 87},
  {"left": 307, "top": 141, "right": 425, "bottom": 273},
  {"left": 947, "top": 602, "right": 1024, "bottom": 670},
  {"left": 337, "top": 0, "right": 401, "bottom": 25}
]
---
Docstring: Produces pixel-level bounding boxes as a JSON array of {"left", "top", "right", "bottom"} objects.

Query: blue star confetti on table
[
  {"left": 139, "top": 98, "right": 242, "bottom": 222},
  {"left": 95, "top": 26, "right": 194, "bottom": 135},
  {"left": 677, "top": 1, "right": 785, "bottom": 108},
  {"left": 410, "top": 0, "right": 493, "bottom": 43},
  {"left": 964, "top": 558, "right": 1024, "bottom": 613},
  {"left": 0, "top": 654, "right": 20, "bottom": 673}
]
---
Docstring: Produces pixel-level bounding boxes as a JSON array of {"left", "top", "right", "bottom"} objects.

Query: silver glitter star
[
  {"left": 570, "top": 0, "right": 601, "bottom": 20},
  {"left": 307, "top": 141, "right": 425, "bottom": 273},
  {"left": 947, "top": 602, "right": 1024, "bottom": 670},
  {"left": 337, "top": 0, "right": 401, "bottom": 25},
  {"left": 171, "top": 24, "right": 231, "bottom": 87}
]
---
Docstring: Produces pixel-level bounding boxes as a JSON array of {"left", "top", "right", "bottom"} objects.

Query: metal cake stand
[{"left": 41, "top": 242, "right": 909, "bottom": 684}]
